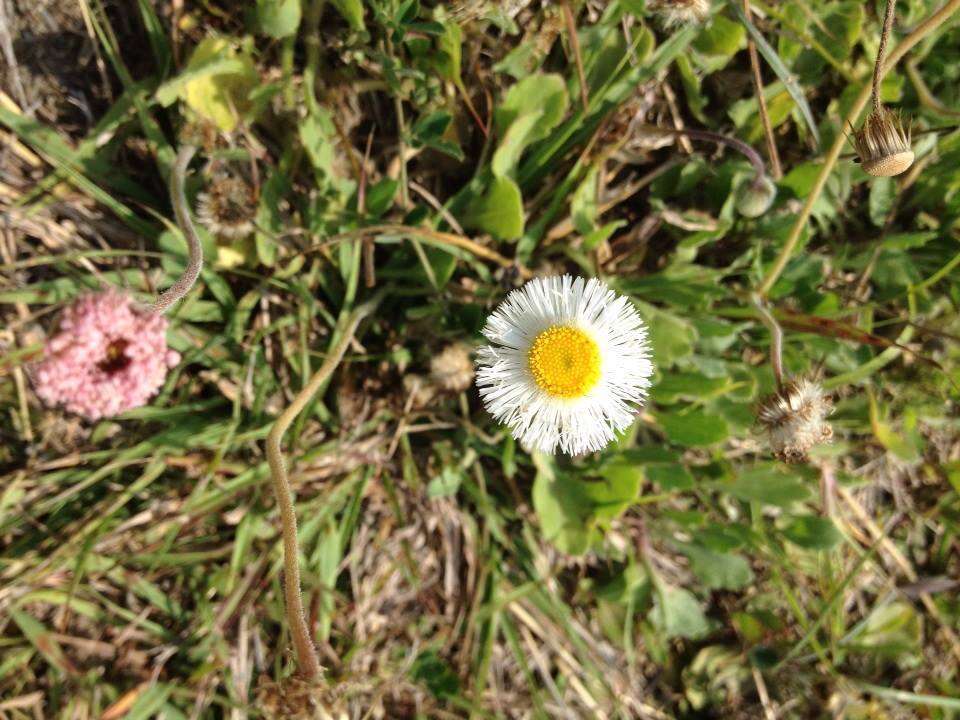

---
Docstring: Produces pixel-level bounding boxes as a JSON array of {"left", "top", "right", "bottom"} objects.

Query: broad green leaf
[
  {"left": 164, "top": 37, "right": 260, "bottom": 132},
  {"left": 725, "top": 468, "right": 811, "bottom": 507},
  {"left": 495, "top": 73, "right": 569, "bottom": 142},
  {"left": 256, "top": 0, "right": 301, "bottom": 38},
  {"left": 651, "top": 372, "right": 729, "bottom": 404},
  {"left": 844, "top": 602, "right": 922, "bottom": 659},
  {"left": 492, "top": 111, "right": 544, "bottom": 178},
  {"left": 532, "top": 459, "right": 593, "bottom": 555},
  {"left": 658, "top": 409, "right": 729, "bottom": 447},
  {"left": 680, "top": 544, "right": 754, "bottom": 590},
  {"left": 464, "top": 176, "right": 525, "bottom": 240},
  {"left": 583, "top": 460, "right": 643, "bottom": 521},
  {"left": 782, "top": 515, "right": 843, "bottom": 550},
  {"left": 637, "top": 305, "right": 697, "bottom": 367},
  {"left": 650, "top": 584, "right": 710, "bottom": 639},
  {"left": 693, "top": 15, "right": 746, "bottom": 59},
  {"left": 300, "top": 110, "right": 337, "bottom": 178},
  {"left": 647, "top": 463, "right": 695, "bottom": 491}
]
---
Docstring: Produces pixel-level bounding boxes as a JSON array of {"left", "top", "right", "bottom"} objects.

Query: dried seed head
[
  {"left": 757, "top": 377, "right": 833, "bottom": 464},
  {"left": 430, "top": 343, "right": 474, "bottom": 393},
  {"left": 255, "top": 675, "right": 343, "bottom": 720},
  {"left": 735, "top": 174, "right": 778, "bottom": 218},
  {"left": 850, "top": 107, "right": 914, "bottom": 177},
  {"left": 651, "top": 0, "right": 711, "bottom": 27},
  {"left": 196, "top": 171, "right": 258, "bottom": 239}
]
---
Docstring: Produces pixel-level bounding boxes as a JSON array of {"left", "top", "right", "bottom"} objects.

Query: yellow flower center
[{"left": 527, "top": 325, "right": 602, "bottom": 399}]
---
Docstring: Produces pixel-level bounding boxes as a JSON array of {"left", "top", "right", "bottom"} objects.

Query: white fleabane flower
[{"left": 476, "top": 275, "right": 654, "bottom": 456}]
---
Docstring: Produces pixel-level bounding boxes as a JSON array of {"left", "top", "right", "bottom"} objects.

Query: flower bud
[
  {"left": 430, "top": 343, "right": 474, "bottom": 393},
  {"left": 736, "top": 174, "right": 777, "bottom": 218}
]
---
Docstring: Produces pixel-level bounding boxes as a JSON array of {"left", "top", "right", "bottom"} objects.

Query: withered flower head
[
  {"left": 850, "top": 107, "right": 914, "bottom": 177},
  {"left": 430, "top": 343, "right": 474, "bottom": 393},
  {"left": 651, "top": 0, "right": 711, "bottom": 27},
  {"left": 196, "top": 171, "right": 258, "bottom": 239},
  {"left": 757, "top": 377, "right": 833, "bottom": 463}
]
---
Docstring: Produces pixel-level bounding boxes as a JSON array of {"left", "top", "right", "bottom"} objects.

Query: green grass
[{"left": 2, "top": 0, "right": 960, "bottom": 718}]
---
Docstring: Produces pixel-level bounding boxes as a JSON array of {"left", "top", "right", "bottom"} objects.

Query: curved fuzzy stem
[
  {"left": 264, "top": 291, "right": 384, "bottom": 680},
  {"left": 873, "top": 0, "right": 898, "bottom": 113},
  {"left": 757, "top": 0, "right": 960, "bottom": 297},
  {"left": 666, "top": 126, "right": 768, "bottom": 182},
  {"left": 752, "top": 293, "right": 784, "bottom": 391},
  {"left": 153, "top": 145, "right": 203, "bottom": 315}
]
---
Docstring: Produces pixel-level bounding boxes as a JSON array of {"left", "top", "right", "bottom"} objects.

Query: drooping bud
[
  {"left": 850, "top": 107, "right": 914, "bottom": 177},
  {"left": 757, "top": 377, "right": 833, "bottom": 463},
  {"left": 735, "top": 174, "right": 778, "bottom": 218}
]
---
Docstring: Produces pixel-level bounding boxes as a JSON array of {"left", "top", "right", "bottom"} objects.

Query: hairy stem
[
  {"left": 752, "top": 293, "right": 784, "bottom": 390},
  {"left": 264, "top": 292, "right": 383, "bottom": 680},
  {"left": 757, "top": 0, "right": 960, "bottom": 297},
  {"left": 873, "top": 0, "right": 898, "bottom": 113},
  {"left": 666, "top": 126, "right": 768, "bottom": 182},
  {"left": 153, "top": 145, "right": 203, "bottom": 315}
]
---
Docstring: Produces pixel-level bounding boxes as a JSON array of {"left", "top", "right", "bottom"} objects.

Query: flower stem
[
  {"left": 873, "top": 0, "right": 898, "bottom": 113},
  {"left": 153, "top": 145, "right": 203, "bottom": 315},
  {"left": 666, "top": 126, "right": 768, "bottom": 182},
  {"left": 752, "top": 293, "right": 784, "bottom": 391},
  {"left": 756, "top": 0, "right": 960, "bottom": 298},
  {"left": 264, "top": 292, "right": 384, "bottom": 680}
]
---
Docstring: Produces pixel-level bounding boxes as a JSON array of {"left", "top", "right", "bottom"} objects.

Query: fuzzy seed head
[
  {"left": 430, "top": 343, "right": 475, "bottom": 393},
  {"left": 850, "top": 107, "right": 914, "bottom": 177},
  {"left": 651, "top": 0, "right": 711, "bottom": 27},
  {"left": 757, "top": 377, "right": 833, "bottom": 463},
  {"left": 736, "top": 174, "right": 778, "bottom": 218},
  {"left": 196, "top": 171, "right": 258, "bottom": 239},
  {"left": 32, "top": 289, "right": 180, "bottom": 420}
]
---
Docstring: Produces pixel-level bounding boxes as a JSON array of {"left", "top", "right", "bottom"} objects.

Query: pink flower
[{"left": 33, "top": 289, "right": 180, "bottom": 420}]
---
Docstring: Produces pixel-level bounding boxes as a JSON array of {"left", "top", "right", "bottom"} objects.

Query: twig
[
  {"left": 562, "top": 0, "right": 590, "bottom": 112},
  {"left": 743, "top": 0, "right": 782, "bottom": 179},
  {"left": 264, "top": 292, "right": 384, "bottom": 680},
  {"left": 152, "top": 145, "right": 203, "bottom": 315},
  {"left": 757, "top": 0, "right": 960, "bottom": 297}
]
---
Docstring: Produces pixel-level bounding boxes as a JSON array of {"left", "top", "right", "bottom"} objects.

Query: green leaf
[
  {"left": 637, "top": 305, "right": 697, "bottom": 367},
  {"left": 300, "top": 110, "right": 337, "bottom": 178},
  {"left": 160, "top": 37, "right": 260, "bottom": 132},
  {"left": 651, "top": 372, "right": 729, "bottom": 405},
  {"left": 434, "top": 20, "right": 462, "bottom": 84},
  {"left": 492, "top": 111, "right": 544, "bottom": 178},
  {"left": 844, "top": 602, "right": 922, "bottom": 659},
  {"left": 410, "top": 110, "right": 464, "bottom": 161},
  {"left": 11, "top": 610, "right": 72, "bottom": 675},
  {"left": 725, "top": 468, "right": 811, "bottom": 507},
  {"left": 658, "top": 409, "right": 729, "bottom": 447},
  {"left": 571, "top": 164, "right": 600, "bottom": 235},
  {"left": 681, "top": 544, "right": 754, "bottom": 590},
  {"left": 463, "top": 176, "right": 525, "bottom": 240},
  {"left": 126, "top": 684, "right": 174, "bottom": 720},
  {"left": 330, "top": 0, "right": 365, "bottom": 30},
  {"left": 256, "top": 0, "right": 301, "bottom": 38},
  {"left": 693, "top": 15, "right": 746, "bottom": 59},
  {"left": 647, "top": 463, "right": 695, "bottom": 491},
  {"left": 650, "top": 584, "right": 710, "bottom": 640},
  {"left": 782, "top": 515, "right": 843, "bottom": 550},
  {"left": 495, "top": 73, "right": 569, "bottom": 142},
  {"left": 869, "top": 176, "right": 894, "bottom": 227}
]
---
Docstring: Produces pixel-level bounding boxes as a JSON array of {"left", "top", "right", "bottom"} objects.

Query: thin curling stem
[
  {"left": 873, "top": 0, "right": 898, "bottom": 113},
  {"left": 667, "top": 126, "right": 768, "bottom": 182},
  {"left": 752, "top": 293, "right": 784, "bottom": 391},
  {"left": 265, "top": 292, "right": 383, "bottom": 680},
  {"left": 153, "top": 145, "right": 203, "bottom": 315}
]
